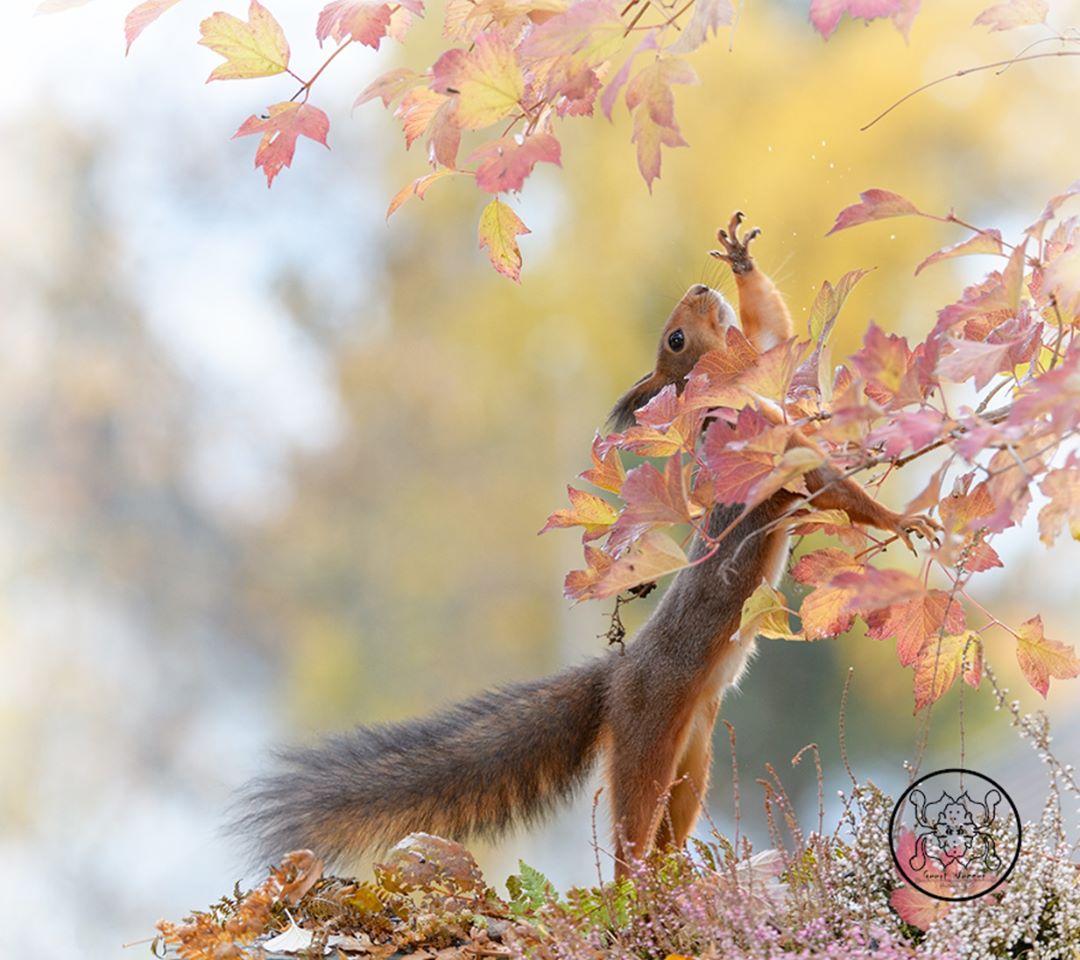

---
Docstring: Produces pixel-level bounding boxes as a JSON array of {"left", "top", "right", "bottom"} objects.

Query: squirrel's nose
[{"left": 690, "top": 284, "right": 711, "bottom": 296}]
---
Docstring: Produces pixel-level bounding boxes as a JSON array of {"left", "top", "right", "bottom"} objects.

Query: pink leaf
[
  {"left": 914, "top": 230, "right": 1004, "bottom": 275},
  {"left": 124, "top": 0, "right": 181, "bottom": 53},
  {"left": 354, "top": 67, "right": 421, "bottom": 109},
  {"left": 936, "top": 337, "right": 1013, "bottom": 390},
  {"left": 317, "top": 0, "right": 392, "bottom": 48},
  {"left": 810, "top": 0, "right": 917, "bottom": 40},
  {"left": 827, "top": 188, "right": 922, "bottom": 235},
  {"left": 233, "top": 102, "right": 330, "bottom": 187},
  {"left": 469, "top": 134, "right": 561, "bottom": 194}
]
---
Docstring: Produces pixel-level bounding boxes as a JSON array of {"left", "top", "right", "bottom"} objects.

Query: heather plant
[{"left": 154, "top": 673, "right": 1080, "bottom": 959}]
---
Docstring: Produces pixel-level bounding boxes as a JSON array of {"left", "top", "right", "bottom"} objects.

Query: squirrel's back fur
[{"left": 231, "top": 658, "right": 609, "bottom": 866}]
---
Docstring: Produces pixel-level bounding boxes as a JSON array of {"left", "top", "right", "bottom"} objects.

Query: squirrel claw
[
  {"left": 898, "top": 513, "right": 943, "bottom": 551},
  {"left": 711, "top": 212, "right": 760, "bottom": 274}
]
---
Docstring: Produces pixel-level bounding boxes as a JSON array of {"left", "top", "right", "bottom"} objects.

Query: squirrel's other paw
[
  {"left": 710, "top": 211, "right": 760, "bottom": 275},
  {"left": 897, "top": 513, "right": 943, "bottom": 553}
]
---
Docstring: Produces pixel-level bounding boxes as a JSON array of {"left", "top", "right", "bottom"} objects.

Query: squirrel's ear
[{"left": 608, "top": 371, "right": 665, "bottom": 432}]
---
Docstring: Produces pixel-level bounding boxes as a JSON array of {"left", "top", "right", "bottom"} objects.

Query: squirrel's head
[{"left": 608, "top": 284, "right": 737, "bottom": 431}]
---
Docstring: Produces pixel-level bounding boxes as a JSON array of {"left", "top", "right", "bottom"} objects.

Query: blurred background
[{"left": 2, "top": 0, "right": 1078, "bottom": 954}]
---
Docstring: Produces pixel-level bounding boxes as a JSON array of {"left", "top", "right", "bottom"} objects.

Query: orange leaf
[
  {"left": 580, "top": 433, "right": 626, "bottom": 494},
  {"left": 539, "top": 485, "right": 617, "bottom": 540},
  {"left": 867, "top": 591, "right": 966, "bottom": 666},
  {"left": 564, "top": 545, "right": 615, "bottom": 601}
]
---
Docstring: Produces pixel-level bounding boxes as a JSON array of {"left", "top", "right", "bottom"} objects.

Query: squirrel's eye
[{"left": 667, "top": 329, "right": 685, "bottom": 352}]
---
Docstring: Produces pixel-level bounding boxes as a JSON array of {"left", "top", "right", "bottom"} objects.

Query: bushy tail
[{"left": 231, "top": 659, "right": 609, "bottom": 866}]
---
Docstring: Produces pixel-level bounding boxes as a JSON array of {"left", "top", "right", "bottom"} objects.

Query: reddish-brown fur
[{"left": 233, "top": 214, "right": 938, "bottom": 878}]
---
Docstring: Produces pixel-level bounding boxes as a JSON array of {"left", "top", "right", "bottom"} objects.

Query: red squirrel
[{"left": 234, "top": 214, "right": 939, "bottom": 878}]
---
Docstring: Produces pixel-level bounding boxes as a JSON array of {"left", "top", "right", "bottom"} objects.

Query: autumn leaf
[
  {"left": 668, "top": 0, "right": 735, "bottom": 54},
  {"left": 517, "top": 0, "right": 624, "bottom": 67},
  {"left": 124, "top": 0, "right": 181, "bottom": 53},
  {"left": 477, "top": 197, "right": 529, "bottom": 282},
  {"left": 1015, "top": 615, "right": 1080, "bottom": 698},
  {"left": 889, "top": 831, "right": 955, "bottom": 928},
  {"left": 593, "top": 530, "right": 689, "bottom": 598},
  {"left": 580, "top": 434, "right": 626, "bottom": 494},
  {"left": 564, "top": 544, "right": 615, "bottom": 601},
  {"left": 691, "top": 327, "right": 760, "bottom": 380},
  {"left": 738, "top": 338, "right": 805, "bottom": 404},
  {"left": 868, "top": 409, "right": 945, "bottom": 458},
  {"left": 396, "top": 87, "right": 452, "bottom": 149},
  {"left": 810, "top": 0, "right": 921, "bottom": 40},
  {"left": 1042, "top": 244, "right": 1080, "bottom": 319},
  {"left": 890, "top": 881, "right": 953, "bottom": 930},
  {"left": 739, "top": 580, "right": 804, "bottom": 642},
  {"left": 913, "top": 630, "right": 981, "bottom": 711},
  {"left": 914, "top": 230, "right": 1004, "bottom": 275},
  {"left": 626, "top": 57, "right": 697, "bottom": 190},
  {"left": 850, "top": 322, "right": 920, "bottom": 403},
  {"left": 469, "top": 134, "right": 561, "bottom": 194},
  {"left": 1037, "top": 462, "right": 1080, "bottom": 545},
  {"left": 434, "top": 32, "right": 524, "bottom": 130},
  {"left": 317, "top": 1, "right": 393, "bottom": 48},
  {"left": 386, "top": 169, "right": 459, "bottom": 219},
  {"left": 936, "top": 337, "right": 1014, "bottom": 390},
  {"left": 938, "top": 475, "right": 996, "bottom": 534},
  {"left": 826, "top": 188, "right": 922, "bottom": 235},
  {"left": 791, "top": 548, "right": 863, "bottom": 587},
  {"left": 539, "top": 485, "right": 617, "bottom": 539},
  {"left": 233, "top": 102, "right": 330, "bottom": 187},
  {"left": 608, "top": 457, "right": 700, "bottom": 553},
  {"left": 830, "top": 566, "right": 925, "bottom": 617},
  {"left": 703, "top": 410, "right": 793, "bottom": 505},
  {"left": 866, "top": 590, "right": 965, "bottom": 666},
  {"left": 355, "top": 67, "right": 422, "bottom": 108},
  {"left": 807, "top": 269, "right": 870, "bottom": 343},
  {"left": 799, "top": 583, "right": 858, "bottom": 639},
  {"left": 973, "top": 0, "right": 1048, "bottom": 31},
  {"left": 199, "top": 0, "right": 290, "bottom": 81},
  {"left": 600, "top": 32, "right": 658, "bottom": 120}
]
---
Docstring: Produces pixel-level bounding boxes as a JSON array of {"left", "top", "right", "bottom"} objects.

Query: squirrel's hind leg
[
  {"left": 653, "top": 696, "right": 720, "bottom": 852},
  {"left": 607, "top": 696, "right": 698, "bottom": 879}
]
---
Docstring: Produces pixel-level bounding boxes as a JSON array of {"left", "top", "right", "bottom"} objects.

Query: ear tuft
[{"left": 607, "top": 372, "right": 665, "bottom": 432}]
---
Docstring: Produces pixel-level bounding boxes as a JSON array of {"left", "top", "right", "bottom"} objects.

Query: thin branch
[{"left": 862, "top": 50, "right": 1080, "bottom": 132}]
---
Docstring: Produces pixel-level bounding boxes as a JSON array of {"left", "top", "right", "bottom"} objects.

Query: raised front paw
[
  {"left": 710, "top": 211, "right": 760, "bottom": 275},
  {"left": 896, "top": 513, "right": 943, "bottom": 553}
]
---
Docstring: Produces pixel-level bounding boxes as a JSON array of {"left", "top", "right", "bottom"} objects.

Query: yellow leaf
[
  {"left": 913, "top": 631, "right": 981, "bottom": 712},
  {"left": 539, "top": 486, "right": 616, "bottom": 538},
  {"left": 739, "top": 580, "right": 804, "bottom": 641},
  {"left": 199, "top": 0, "right": 290, "bottom": 82},
  {"left": 478, "top": 198, "right": 529, "bottom": 282},
  {"left": 453, "top": 33, "right": 525, "bottom": 130},
  {"left": 1016, "top": 615, "right": 1080, "bottom": 698}
]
